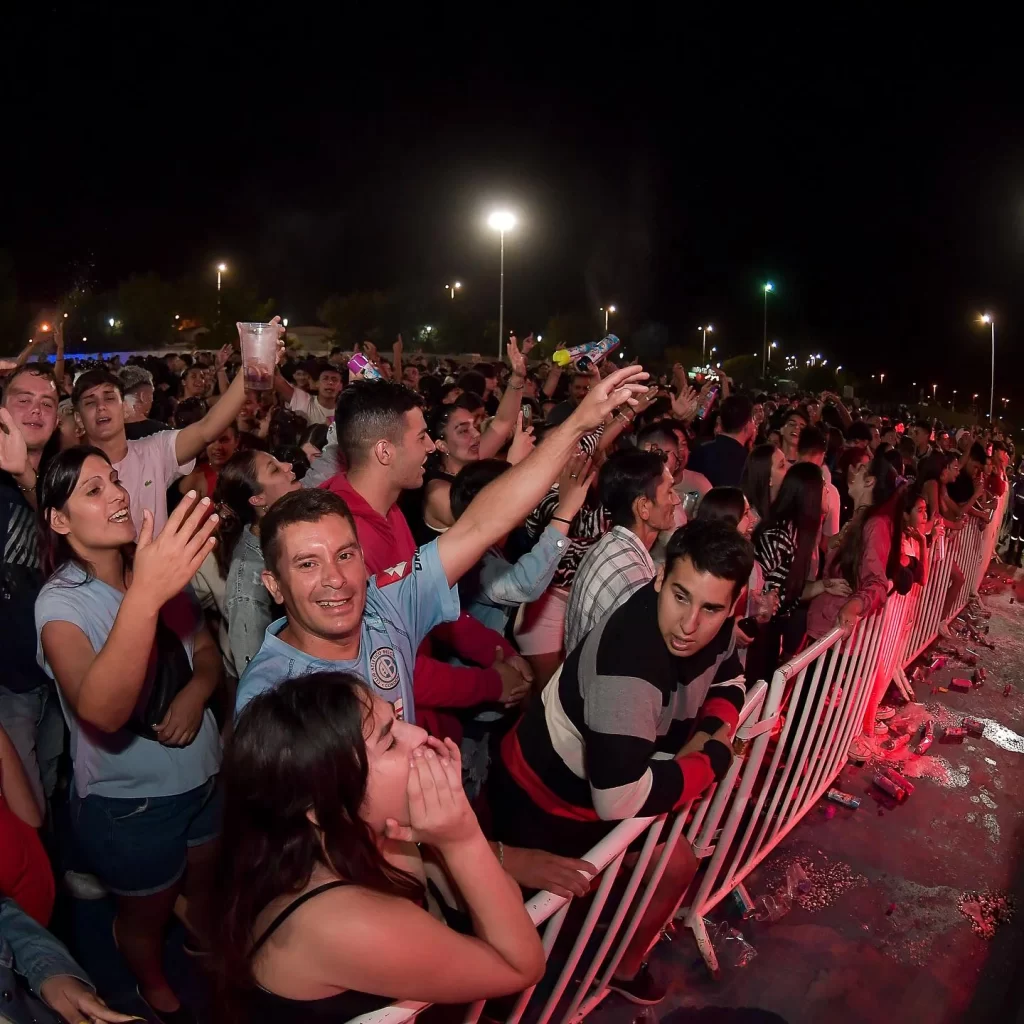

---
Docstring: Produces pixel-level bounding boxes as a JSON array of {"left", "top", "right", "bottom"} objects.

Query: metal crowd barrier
[{"left": 358, "top": 494, "right": 1006, "bottom": 1022}]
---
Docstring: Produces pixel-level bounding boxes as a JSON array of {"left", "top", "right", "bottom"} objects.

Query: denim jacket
[
  {"left": 224, "top": 528, "right": 275, "bottom": 674},
  {"left": 0, "top": 898, "right": 91, "bottom": 1024},
  {"left": 459, "top": 524, "right": 567, "bottom": 634}
]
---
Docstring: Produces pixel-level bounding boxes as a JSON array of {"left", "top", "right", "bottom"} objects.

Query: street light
[
  {"left": 699, "top": 324, "right": 714, "bottom": 365},
  {"left": 880, "top": 372, "right": 885, "bottom": 385},
  {"left": 108, "top": 317, "right": 115, "bottom": 327},
  {"left": 487, "top": 211, "right": 516, "bottom": 359},
  {"left": 216, "top": 262, "right": 228, "bottom": 328},
  {"left": 932, "top": 384, "right": 938, "bottom": 400},
  {"left": 980, "top": 314, "right": 996, "bottom": 424},
  {"left": 446, "top": 282, "right": 462, "bottom": 300},
  {"left": 761, "top": 282, "right": 774, "bottom": 376},
  {"left": 600, "top": 305, "right": 617, "bottom": 333}
]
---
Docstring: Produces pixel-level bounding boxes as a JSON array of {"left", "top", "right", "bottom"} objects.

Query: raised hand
[
  {"left": 132, "top": 493, "right": 219, "bottom": 610},
  {"left": 507, "top": 335, "right": 527, "bottom": 378},
  {"left": 393, "top": 333, "right": 404, "bottom": 357},
  {"left": 671, "top": 384, "right": 700, "bottom": 422},
  {"left": 555, "top": 453, "right": 595, "bottom": 520},
  {"left": 521, "top": 333, "right": 536, "bottom": 356},
  {"left": 215, "top": 343, "right": 233, "bottom": 370},
  {"left": 383, "top": 737, "right": 479, "bottom": 849},
  {"left": 0, "top": 409, "right": 29, "bottom": 477},
  {"left": 571, "top": 364, "right": 649, "bottom": 432},
  {"left": 507, "top": 409, "right": 536, "bottom": 464}
]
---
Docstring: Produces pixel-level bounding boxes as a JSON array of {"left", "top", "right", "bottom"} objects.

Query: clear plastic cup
[{"left": 237, "top": 321, "right": 278, "bottom": 391}]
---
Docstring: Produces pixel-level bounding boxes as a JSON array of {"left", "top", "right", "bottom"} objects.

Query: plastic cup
[{"left": 237, "top": 322, "right": 278, "bottom": 391}]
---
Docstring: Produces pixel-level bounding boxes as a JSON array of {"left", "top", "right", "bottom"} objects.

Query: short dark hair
[
  {"left": 2, "top": 363, "right": 58, "bottom": 395},
  {"left": 598, "top": 448, "right": 667, "bottom": 529},
  {"left": 260, "top": 489, "right": 358, "bottom": 576},
  {"left": 663, "top": 519, "right": 755, "bottom": 600},
  {"left": 72, "top": 368, "right": 123, "bottom": 406},
  {"left": 315, "top": 360, "right": 343, "bottom": 381},
  {"left": 636, "top": 421, "right": 679, "bottom": 451},
  {"left": 912, "top": 419, "right": 932, "bottom": 434},
  {"left": 456, "top": 370, "right": 487, "bottom": 397},
  {"left": 696, "top": 486, "right": 747, "bottom": 529},
  {"left": 334, "top": 379, "right": 423, "bottom": 467},
  {"left": 846, "top": 421, "right": 873, "bottom": 445},
  {"left": 719, "top": 395, "right": 754, "bottom": 435},
  {"left": 969, "top": 442, "right": 988, "bottom": 465},
  {"left": 797, "top": 425, "right": 827, "bottom": 457},
  {"left": 449, "top": 459, "right": 509, "bottom": 520}
]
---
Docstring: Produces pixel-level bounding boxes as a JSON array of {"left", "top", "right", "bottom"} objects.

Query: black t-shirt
[
  {"left": 946, "top": 468, "right": 975, "bottom": 505},
  {"left": 0, "top": 473, "right": 50, "bottom": 692}
]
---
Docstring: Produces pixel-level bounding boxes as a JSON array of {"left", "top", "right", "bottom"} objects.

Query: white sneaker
[{"left": 64, "top": 870, "right": 108, "bottom": 900}]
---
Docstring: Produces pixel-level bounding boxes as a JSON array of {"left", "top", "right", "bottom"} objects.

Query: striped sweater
[{"left": 501, "top": 582, "right": 743, "bottom": 823}]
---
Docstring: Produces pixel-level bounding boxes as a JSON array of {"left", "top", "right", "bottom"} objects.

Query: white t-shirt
[
  {"left": 288, "top": 388, "right": 334, "bottom": 426},
  {"left": 113, "top": 431, "right": 195, "bottom": 538}
]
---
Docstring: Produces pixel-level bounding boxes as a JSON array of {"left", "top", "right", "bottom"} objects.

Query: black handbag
[{"left": 128, "top": 611, "right": 193, "bottom": 740}]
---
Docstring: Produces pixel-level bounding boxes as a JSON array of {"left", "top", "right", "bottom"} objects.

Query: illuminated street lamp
[
  {"left": 932, "top": 383, "right": 938, "bottom": 400},
  {"left": 980, "top": 314, "right": 996, "bottom": 424},
  {"left": 600, "top": 305, "right": 617, "bottom": 333},
  {"left": 216, "top": 262, "right": 228, "bottom": 328},
  {"left": 699, "top": 324, "right": 714, "bottom": 364},
  {"left": 446, "top": 281, "right": 462, "bottom": 300},
  {"left": 880, "top": 372, "right": 885, "bottom": 386},
  {"left": 487, "top": 211, "right": 517, "bottom": 359},
  {"left": 761, "top": 282, "right": 774, "bottom": 376}
]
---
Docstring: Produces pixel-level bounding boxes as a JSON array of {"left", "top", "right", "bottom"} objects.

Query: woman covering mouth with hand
[{"left": 36, "top": 446, "right": 226, "bottom": 1023}]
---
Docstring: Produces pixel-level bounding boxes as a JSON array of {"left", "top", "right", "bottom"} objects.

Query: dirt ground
[{"left": 594, "top": 564, "right": 1024, "bottom": 1024}]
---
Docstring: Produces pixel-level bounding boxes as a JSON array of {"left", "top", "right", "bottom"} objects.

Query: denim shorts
[{"left": 71, "top": 776, "right": 221, "bottom": 897}]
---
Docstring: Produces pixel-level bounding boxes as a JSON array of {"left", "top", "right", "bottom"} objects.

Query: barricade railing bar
[{"left": 358, "top": 494, "right": 1006, "bottom": 1023}]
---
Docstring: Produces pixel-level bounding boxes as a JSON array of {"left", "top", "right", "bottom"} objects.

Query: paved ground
[{"left": 594, "top": 563, "right": 1024, "bottom": 1024}]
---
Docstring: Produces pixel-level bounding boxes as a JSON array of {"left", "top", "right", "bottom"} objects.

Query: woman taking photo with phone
[
  {"left": 214, "top": 673, "right": 544, "bottom": 1021},
  {"left": 36, "top": 446, "right": 223, "bottom": 1023}
]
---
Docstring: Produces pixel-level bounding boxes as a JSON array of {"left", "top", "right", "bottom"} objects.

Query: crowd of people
[{"left": 0, "top": 319, "right": 1013, "bottom": 1022}]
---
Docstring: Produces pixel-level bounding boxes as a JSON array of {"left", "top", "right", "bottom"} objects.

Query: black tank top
[{"left": 247, "top": 881, "right": 391, "bottom": 1022}]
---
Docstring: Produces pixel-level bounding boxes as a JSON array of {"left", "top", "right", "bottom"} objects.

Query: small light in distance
[
  {"left": 217, "top": 263, "right": 228, "bottom": 273},
  {"left": 981, "top": 313, "right": 992, "bottom": 324},
  {"left": 619, "top": 352, "right": 625, "bottom": 359},
  {"left": 537, "top": 335, "right": 542, "bottom": 341},
  {"left": 63, "top": 312, "right": 68, "bottom": 318},
  {"left": 174, "top": 314, "right": 180, "bottom": 320},
  {"left": 108, "top": 318, "right": 115, "bottom": 327},
  {"left": 82, "top": 336, "right": 87, "bottom": 342},
  {"left": 39, "top": 323, "right": 50, "bottom": 332},
  {"left": 608, "top": 305, "right": 616, "bottom": 313}
]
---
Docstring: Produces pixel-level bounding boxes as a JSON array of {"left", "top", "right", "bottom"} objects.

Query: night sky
[{"left": 5, "top": 14, "right": 1022, "bottom": 401}]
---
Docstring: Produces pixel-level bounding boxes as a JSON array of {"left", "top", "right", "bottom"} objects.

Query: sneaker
[
  {"left": 847, "top": 735, "right": 875, "bottom": 764},
  {"left": 874, "top": 720, "right": 890, "bottom": 736},
  {"left": 875, "top": 705, "right": 897, "bottom": 722},
  {"left": 608, "top": 963, "right": 666, "bottom": 1005},
  {"left": 63, "top": 870, "right": 108, "bottom": 900}
]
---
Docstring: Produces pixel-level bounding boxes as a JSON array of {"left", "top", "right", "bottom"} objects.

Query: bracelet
[
  {"left": 497, "top": 841, "right": 504, "bottom": 867},
  {"left": 16, "top": 474, "right": 35, "bottom": 493},
  {"left": 551, "top": 516, "right": 573, "bottom": 525},
  {"left": 506, "top": 381, "right": 524, "bottom": 391}
]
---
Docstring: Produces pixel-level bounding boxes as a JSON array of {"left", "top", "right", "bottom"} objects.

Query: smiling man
[
  {"left": 491, "top": 518, "right": 753, "bottom": 1002},
  {"left": 72, "top": 324, "right": 278, "bottom": 537},
  {"left": 233, "top": 363, "right": 649, "bottom": 722},
  {"left": 274, "top": 358, "right": 343, "bottom": 425}
]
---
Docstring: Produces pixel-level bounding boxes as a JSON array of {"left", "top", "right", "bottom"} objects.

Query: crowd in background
[{"left": 0, "top": 319, "right": 1014, "bottom": 1022}]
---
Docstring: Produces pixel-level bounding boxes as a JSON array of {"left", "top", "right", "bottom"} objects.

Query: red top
[
  {"left": 320, "top": 473, "right": 515, "bottom": 735},
  {"left": 0, "top": 798, "right": 54, "bottom": 926}
]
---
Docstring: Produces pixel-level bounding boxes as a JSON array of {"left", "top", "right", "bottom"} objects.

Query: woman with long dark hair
[
  {"left": 213, "top": 673, "right": 543, "bottom": 1022},
  {"left": 213, "top": 450, "right": 302, "bottom": 674},
  {"left": 740, "top": 443, "right": 787, "bottom": 523},
  {"left": 36, "top": 446, "right": 223, "bottom": 1021},
  {"left": 834, "top": 445, "right": 872, "bottom": 526}
]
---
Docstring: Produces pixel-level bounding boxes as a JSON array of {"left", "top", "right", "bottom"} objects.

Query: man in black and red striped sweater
[{"left": 491, "top": 519, "right": 753, "bottom": 1004}]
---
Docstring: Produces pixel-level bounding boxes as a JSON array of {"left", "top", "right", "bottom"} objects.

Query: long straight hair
[
  {"left": 212, "top": 450, "right": 263, "bottom": 578},
  {"left": 836, "top": 453, "right": 900, "bottom": 587},
  {"left": 753, "top": 461, "right": 823, "bottom": 602},
  {"left": 212, "top": 673, "right": 424, "bottom": 1019},
  {"left": 37, "top": 445, "right": 133, "bottom": 585},
  {"left": 740, "top": 443, "right": 777, "bottom": 521}
]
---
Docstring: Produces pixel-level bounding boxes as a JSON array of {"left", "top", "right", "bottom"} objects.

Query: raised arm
[
  {"left": 41, "top": 496, "right": 219, "bottom": 733},
  {"left": 437, "top": 365, "right": 648, "bottom": 586},
  {"left": 392, "top": 333, "right": 403, "bottom": 382},
  {"left": 53, "top": 319, "right": 65, "bottom": 387},
  {"left": 478, "top": 335, "right": 528, "bottom": 459},
  {"left": 177, "top": 319, "right": 283, "bottom": 464}
]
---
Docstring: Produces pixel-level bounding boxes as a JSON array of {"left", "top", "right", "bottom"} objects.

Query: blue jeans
[
  {"left": 0, "top": 684, "right": 64, "bottom": 812},
  {"left": 71, "top": 777, "right": 221, "bottom": 897}
]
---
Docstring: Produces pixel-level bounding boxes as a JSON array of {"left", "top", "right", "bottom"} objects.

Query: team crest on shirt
[{"left": 369, "top": 647, "right": 400, "bottom": 690}]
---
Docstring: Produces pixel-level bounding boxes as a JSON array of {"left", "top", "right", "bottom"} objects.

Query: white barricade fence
[{"left": 358, "top": 494, "right": 1009, "bottom": 1022}]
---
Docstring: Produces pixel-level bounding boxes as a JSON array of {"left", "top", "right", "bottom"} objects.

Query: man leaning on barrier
[{"left": 490, "top": 519, "right": 754, "bottom": 1005}]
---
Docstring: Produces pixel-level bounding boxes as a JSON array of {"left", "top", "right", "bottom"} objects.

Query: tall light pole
[
  {"left": 932, "top": 383, "right": 938, "bottom": 401},
  {"left": 216, "top": 262, "right": 228, "bottom": 329},
  {"left": 446, "top": 281, "right": 462, "bottom": 300},
  {"left": 599, "top": 305, "right": 617, "bottom": 333},
  {"left": 880, "top": 372, "right": 885, "bottom": 386},
  {"left": 981, "top": 314, "right": 995, "bottom": 423},
  {"left": 487, "top": 212, "right": 516, "bottom": 359},
  {"left": 699, "top": 324, "right": 713, "bottom": 365},
  {"left": 761, "top": 282, "right": 773, "bottom": 377}
]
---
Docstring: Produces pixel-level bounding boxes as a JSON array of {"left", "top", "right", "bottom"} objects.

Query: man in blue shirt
[
  {"left": 686, "top": 395, "right": 756, "bottom": 488},
  {"left": 235, "top": 363, "right": 649, "bottom": 723}
]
